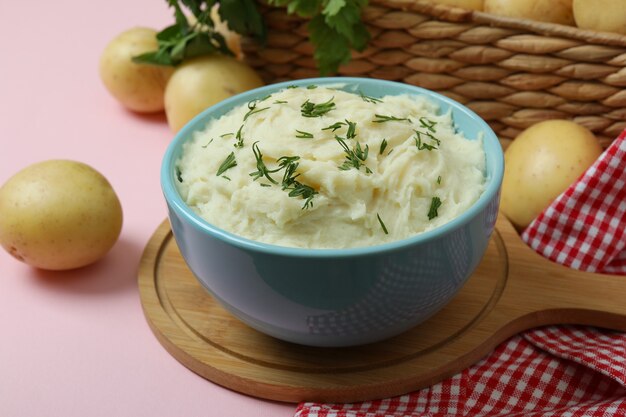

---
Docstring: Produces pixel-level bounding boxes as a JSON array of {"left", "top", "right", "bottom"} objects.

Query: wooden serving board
[{"left": 138, "top": 214, "right": 626, "bottom": 403}]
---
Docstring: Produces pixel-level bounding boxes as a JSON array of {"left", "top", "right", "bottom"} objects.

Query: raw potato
[
  {"left": 99, "top": 27, "right": 174, "bottom": 113},
  {"left": 484, "top": 0, "right": 575, "bottom": 25},
  {"left": 501, "top": 120, "right": 602, "bottom": 230},
  {"left": 0, "top": 160, "right": 123, "bottom": 270},
  {"left": 573, "top": 0, "right": 626, "bottom": 35},
  {"left": 429, "top": 0, "right": 484, "bottom": 11},
  {"left": 164, "top": 55, "right": 264, "bottom": 132}
]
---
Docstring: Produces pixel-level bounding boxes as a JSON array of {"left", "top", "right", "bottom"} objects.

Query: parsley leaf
[
  {"left": 270, "top": 0, "right": 370, "bottom": 75},
  {"left": 133, "top": 0, "right": 266, "bottom": 66}
]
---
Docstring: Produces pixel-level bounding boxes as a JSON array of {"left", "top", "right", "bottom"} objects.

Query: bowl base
[{"left": 138, "top": 219, "right": 508, "bottom": 403}]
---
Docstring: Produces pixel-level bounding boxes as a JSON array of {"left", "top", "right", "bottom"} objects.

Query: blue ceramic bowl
[{"left": 161, "top": 77, "right": 503, "bottom": 347}]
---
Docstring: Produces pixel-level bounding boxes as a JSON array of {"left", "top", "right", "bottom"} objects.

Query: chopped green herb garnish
[
  {"left": 221, "top": 175, "right": 231, "bottom": 181},
  {"left": 220, "top": 133, "right": 234, "bottom": 138},
  {"left": 202, "top": 138, "right": 214, "bottom": 148},
  {"left": 175, "top": 167, "right": 183, "bottom": 183},
  {"left": 306, "top": 85, "right": 318, "bottom": 89},
  {"left": 234, "top": 124, "right": 245, "bottom": 148},
  {"left": 259, "top": 94, "right": 272, "bottom": 102},
  {"left": 377, "top": 213, "right": 389, "bottom": 235},
  {"left": 244, "top": 100, "right": 270, "bottom": 121},
  {"left": 345, "top": 119, "right": 357, "bottom": 139},
  {"left": 373, "top": 114, "right": 411, "bottom": 123},
  {"left": 249, "top": 142, "right": 279, "bottom": 184},
  {"left": 428, "top": 197, "right": 442, "bottom": 220},
  {"left": 216, "top": 152, "right": 237, "bottom": 176},
  {"left": 360, "top": 91, "right": 383, "bottom": 104},
  {"left": 336, "top": 136, "right": 372, "bottom": 174},
  {"left": 295, "top": 130, "right": 314, "bottom": 139},
  {"left": 437, "top": 176, "right": 442, "bottom": 184},
  {"left": 322, "top": 121, "right": 346, "bottom": 132},
  {"left": 301, "top": 97, "right": 335, "bottom": 118},
  {"left": 414, "top": 130, "right": 439, "bottom": 151},
  {"left": 419, "top": 117, "right": 437, "bottom": 133},
  {"left": 286, "top": 85, "right": 298, "bottom": 89},
  {"left": 276, "top": 155, "right": 317, "bottom": 209},
  {"left": 249, "top": 151, "right": 317, "bottom": 209},
  {"left": 379, "top": 139, "right": 388, "bottom": 155},
  {"left": 274, "top": 100, "right": 288, "bottom": 104}
]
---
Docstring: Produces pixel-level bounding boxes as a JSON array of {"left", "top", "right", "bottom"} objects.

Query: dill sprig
[
  {"left": 301, "top": 97, "right": 336, "bottom": 118},
  {"left": 345, "top": 119, "right": 357, "bottom": 139},
  {"left": 202, "top": 138, "right": 214, "bottom": 148},
  {"left": 295, "top": 130, "right": 314, "bottom": 139},
  {"left": 277, "top": 156, "right": 318, "bottom": 209},
  {"left": 234, "top": 124, "right": 245, "bottom": 148},
  {"left": 428, "top": 197, "right": 442, "bottom": 220},
  {"left": 414, "top": 130, "right": 440, "bottom": 151},
  {"left": 216, "top": 152, "right": 237, "bottom": 176},
  {"left": 220, "top": 133, "right": 233, "bottom": 138},
  {"left": 379, "top": 138, "right": 388, "bottom": 155},
  {"left": 322, "top": 121, "right": 346, "bottom": 132},
  {"left": 243, "top": 100, "right": 270, "bottom": 121},
  {"left": 249, "top": 143, "right": 318, "bottom": 209},
  {"left": 419, "top": 117, "right": 437, "bottom": 133},
  {"left": 377, "top": 213, "right": 389, "bottom": 235},
  {"left": 336, "top": 136, "right": 372, "bottom": 174},
  {"left": 360, "top": 91, "right": 383, "bottom": 104},
  {"left": 372, "top": 114, "right": 411, "bottom": 123},
  {"left": 249, "top": 142, "right": 279, "bottom": 184}
]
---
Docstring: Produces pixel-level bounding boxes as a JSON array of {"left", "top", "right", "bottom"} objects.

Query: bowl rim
[{"left": 161, "top": 77, "right": 504, "bottom": 258}]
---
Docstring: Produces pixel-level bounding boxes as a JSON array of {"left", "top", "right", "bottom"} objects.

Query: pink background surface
[{"left": 0, "top": 1, "right": 294, "bottom": 415}]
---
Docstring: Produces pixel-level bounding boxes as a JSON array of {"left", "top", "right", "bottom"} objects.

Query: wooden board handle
[{"left": 491, "top": 214, "right": 626, "bottom": 334}]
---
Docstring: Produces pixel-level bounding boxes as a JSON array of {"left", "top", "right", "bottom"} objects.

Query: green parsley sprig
[
  {"left": 133, "top": 0, "right": 265, "bottom": 66},
  {"left": 269, "top": 0, "right": 371, "bottom": 75},
  {"left": 139, "top": 1, "right": 370, "bottom": 75}
]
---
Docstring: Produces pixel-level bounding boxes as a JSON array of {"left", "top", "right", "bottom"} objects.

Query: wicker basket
[{"left": 241, "top": 0, "right": 626, "bottom": 148}]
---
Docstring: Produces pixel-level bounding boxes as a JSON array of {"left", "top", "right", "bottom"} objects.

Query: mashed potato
[{"left": 176, "top": 86, "right": 485, "bottom": 248}]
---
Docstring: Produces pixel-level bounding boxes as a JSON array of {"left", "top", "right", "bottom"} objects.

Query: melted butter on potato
[{"left": 501, "top": 120, "right": 602, "bottom": 230}]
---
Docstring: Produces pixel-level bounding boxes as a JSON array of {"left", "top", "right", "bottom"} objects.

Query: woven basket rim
[{"left": 371, "top": 0, "right": 626, "bottom": 47}]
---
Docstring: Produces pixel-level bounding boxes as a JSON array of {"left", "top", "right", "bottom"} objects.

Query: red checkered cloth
[{"left": 295, "top": 129, "right": 626, "bottom": 417}]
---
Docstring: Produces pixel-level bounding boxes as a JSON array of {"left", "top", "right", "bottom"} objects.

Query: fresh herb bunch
[
  {"left": 268, "top": 0, "right": 370, "bottom": 75},
  {"left": 139, "top": 0, "right": 370, "bottom": 75},
  {"left": 133, "top": 0, "right": 266, "bottom": 66}
]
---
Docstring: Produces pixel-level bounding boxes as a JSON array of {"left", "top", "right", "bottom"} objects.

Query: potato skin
[
  {"left": 99, "top": 27, "right": 174, "bottom": 113},
  {"left": 429, "top": 0, "right": 484, "bottom": 10},
  {"left": 484, "top": 0, "right": 575, "bottom": 25},
  {"left": 500, "top": 120, "right": 602, "bottom": 230},
  {"left": 573, "top": 0, "right": 626, "bottom": 34},
  {"left": 0, "top": 160, "right": 123, "bottom": 270},
  {"left": 164, "top": 55, "right": 264, "bottom": 132}
]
